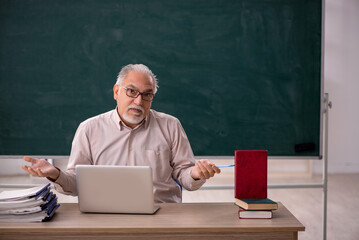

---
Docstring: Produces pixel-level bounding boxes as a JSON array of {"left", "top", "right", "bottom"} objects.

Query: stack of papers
[{"left": 0, "top": 183, "right": 60, "bottom": 222}]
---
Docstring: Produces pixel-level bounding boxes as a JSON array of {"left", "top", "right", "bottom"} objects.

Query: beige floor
[{"left": 1, "top": 172, "right": 358, "bottom": 240}]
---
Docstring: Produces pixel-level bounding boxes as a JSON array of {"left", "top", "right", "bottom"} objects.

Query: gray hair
[{"left": 116, "top": 64, "right": 159, "bottom": 94}]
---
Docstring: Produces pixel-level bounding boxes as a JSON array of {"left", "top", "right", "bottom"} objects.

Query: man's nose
[{"left": 133, "top": 94, "right": 143, "bottom": 105}]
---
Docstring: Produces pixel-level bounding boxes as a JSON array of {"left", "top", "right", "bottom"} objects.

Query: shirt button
[{"left": 129, "top": 147, "right": 133, "bottom": 151}]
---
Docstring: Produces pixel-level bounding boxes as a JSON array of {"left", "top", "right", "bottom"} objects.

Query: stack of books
[
  {"left": 235, "top": 198, "right": 277, "bottom": 219},
  {"left": 0, "top": 183, "right": 60, "bottom": 222},
  {"left": 234, "top": 150, "right": 278, "bottom": 219}
]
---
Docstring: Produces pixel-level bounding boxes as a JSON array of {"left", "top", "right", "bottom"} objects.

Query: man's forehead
[
  {"left": 126, "top": 83, "right": 153, "bottom": 92},
  {"left": 123, "top": 71, "right": 154, "bottom": 91}
]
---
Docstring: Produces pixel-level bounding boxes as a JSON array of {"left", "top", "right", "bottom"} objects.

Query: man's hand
[
  {"left": 191, "top": 159, "right": 221, "bottom": 180},
  {"left": 21, "top": 156, "right": 60, "bottom": 181}
]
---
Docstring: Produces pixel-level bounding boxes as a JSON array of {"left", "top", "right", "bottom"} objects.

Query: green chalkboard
[{"left": 0, "top": 0, "right": 322, "bottom": 156}]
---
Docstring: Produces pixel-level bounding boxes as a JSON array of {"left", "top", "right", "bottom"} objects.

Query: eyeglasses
[{"left": 122, "top": 87, "right": 155, "bottom": 102}]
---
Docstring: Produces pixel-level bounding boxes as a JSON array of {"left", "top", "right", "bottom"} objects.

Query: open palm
[{"left": 22, "top": 156, "right": 59, "bottom": 180}]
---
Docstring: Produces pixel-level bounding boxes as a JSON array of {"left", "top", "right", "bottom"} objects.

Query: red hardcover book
[{"left": 235, "top": 150, "right": 268, "bottom": 199}]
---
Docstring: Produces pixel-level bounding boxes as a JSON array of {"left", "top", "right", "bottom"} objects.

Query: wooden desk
[{"left": 0, "top": 202, "right": 304, "bottom": 240}]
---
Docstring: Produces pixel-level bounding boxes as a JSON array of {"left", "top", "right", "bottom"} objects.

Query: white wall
[{"left": 313, "top": 0, "right": 359, "bottom": 173}]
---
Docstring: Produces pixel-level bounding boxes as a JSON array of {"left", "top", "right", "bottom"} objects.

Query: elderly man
[{"left": 22, "top": 64, "right": 220, "bottom": 203}]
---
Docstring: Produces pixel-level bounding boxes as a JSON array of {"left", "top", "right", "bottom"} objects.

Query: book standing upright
[{"left": 235, "top": 150, "right": 268, "bottom": 199}]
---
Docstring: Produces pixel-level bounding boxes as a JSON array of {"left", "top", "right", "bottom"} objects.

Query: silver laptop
[{"left": 76, "top": 165, "right": 160, "bottom": 214}]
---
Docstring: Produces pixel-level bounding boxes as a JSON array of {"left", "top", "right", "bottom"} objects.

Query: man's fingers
[
  {"left": 195, "top": 162, "right": 207, "bottom": 179},
  {"left": 202, "top": 159, "right": 221, "bottom": 174},
  {"left": 205, "top": 162, "right": 217, "bottom": 177},
  {"left": 23, "top": 156, "right": 38, "bottom": 164},
  {"left": 196, "top": 161, "right": 211, "bottom": 179},
  {"left": 28, "top": 167, "right": 39, "bottom": 177},
  {"left": 21, "top": 165, "right": 31, "bottom": 174},
  {"left": 210, "top": 164, "right": 221, "bottom": 174},
  {"left": 192, "top": 159, "right": 222, "bottom": 180},
  {"left": 21, "top": 165, "right": 32, "bottom": 174},
  {"left": 22, "top": 165, "right": 38, "bottom": 176},
  {"left": 200, "top": 160, "right": 217, "bottom": 177}
]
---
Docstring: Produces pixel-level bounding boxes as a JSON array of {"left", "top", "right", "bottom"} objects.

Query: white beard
[{"left": 122, "top": 105, "right": 145, "bottom": 125}]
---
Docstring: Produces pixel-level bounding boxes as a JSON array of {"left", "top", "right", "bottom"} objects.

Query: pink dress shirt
[{"left": 53, "top": 109, "right": 205, "bottom": 203}]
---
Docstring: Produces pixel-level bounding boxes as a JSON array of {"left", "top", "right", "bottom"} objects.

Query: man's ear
[{"left": 113, "top": 84, "right": 119, "bottom": 100}]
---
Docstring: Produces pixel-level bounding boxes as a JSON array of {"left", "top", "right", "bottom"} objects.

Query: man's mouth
[{"left": 128, "top": 107, "right": 143, "bottom": 116}]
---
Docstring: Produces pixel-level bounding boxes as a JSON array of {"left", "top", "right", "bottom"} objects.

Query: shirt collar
[{"left": 111, "top": 108, "right": 123, "bottom": 130}]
